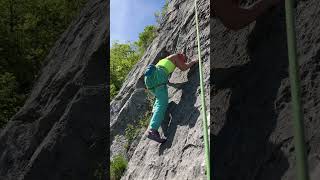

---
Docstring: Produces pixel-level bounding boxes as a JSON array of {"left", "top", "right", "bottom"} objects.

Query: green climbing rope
[
  {"left": 284, "top": 0, "right": 309, "bottom": 180},
  {"left": 194, "top": 0, "right": 210, "bottom": 179}
]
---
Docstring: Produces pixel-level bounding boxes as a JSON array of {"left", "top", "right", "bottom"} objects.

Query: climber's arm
[
  {"left": 175, "top": 59, "right": 198, "bottom": 71},
  {"left": 214, "top": 0, "right": 281, "bottom": 30}
]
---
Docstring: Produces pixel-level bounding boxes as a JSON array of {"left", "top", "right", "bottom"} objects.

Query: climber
[
  {"left": 144, "top": 53, "right": 198, "bottom": 143},
  {"left": 212, "top": 0, "right": 282, "bottom": 30}
]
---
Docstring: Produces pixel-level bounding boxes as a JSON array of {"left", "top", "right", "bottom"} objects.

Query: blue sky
[{"left": 110, "top": 0, "right": 166, "bottom": 46}]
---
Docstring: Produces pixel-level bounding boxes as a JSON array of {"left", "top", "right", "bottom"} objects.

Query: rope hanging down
[
  {"left": 284, "top": 0, "right": 309, "bottom": 180},
  {"left": 194, "top": 0, "right": 210, "bottom": 179}
]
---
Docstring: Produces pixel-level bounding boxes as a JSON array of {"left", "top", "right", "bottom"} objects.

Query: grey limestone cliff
[
  {"left": 110, "top": 0, "right": 210, "bottom": 179},
  {"left": 211, "top": 0, "right": 320, "bottom": 180},
  {"left": 0, "top": 0, "right": 108, "bottom": 179}
]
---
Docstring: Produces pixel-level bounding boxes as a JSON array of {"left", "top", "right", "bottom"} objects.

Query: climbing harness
[
  {"left": 144, "top": 65, "right": 168, "bottom": 90},
  {"left": 285, "top": 0, "right": 309, "bottom": 180},
  {"left": 194, "top": 0, "right": 210, "bottom": 179}
]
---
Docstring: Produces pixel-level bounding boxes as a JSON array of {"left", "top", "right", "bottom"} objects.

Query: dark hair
[
  {"left": 153, "top": 49, "right": 171, "bottom": 64},
  {"left": 162, "top": 49, "right": 171, "bottom": 57},
  {"left": 159, "top": 49, "right": 171, "bottom": 59}
]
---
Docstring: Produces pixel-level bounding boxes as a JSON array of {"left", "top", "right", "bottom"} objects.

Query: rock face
[
  {"left": 2, "top": 0, "right": 318, "bottom": 179},
  {"left": 110, "top": 0, "right": 210, "bottom": 179},
  {"left": 211, "top": 0, "right": 320, "bottom": 180},
  {"left": 0, "top": 0, "right": 108, "bottom": 179},
  {"left": 111, "top": 0, "right": 320, "bottom": 179}
]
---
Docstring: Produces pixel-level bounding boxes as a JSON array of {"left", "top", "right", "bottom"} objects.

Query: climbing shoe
[{"left": 147, "top": 129, "right": 166, "bottom": 143}]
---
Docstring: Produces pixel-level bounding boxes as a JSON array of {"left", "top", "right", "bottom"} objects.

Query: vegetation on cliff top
[
  {"left": 110, "top": 0, "right": 169, "bottom": 100},
  {"left": 0, "top": 0, "right": 87, "bottom": 128},
  {"left": 110, "top": 25, "right": 157, "bottom": 100}
]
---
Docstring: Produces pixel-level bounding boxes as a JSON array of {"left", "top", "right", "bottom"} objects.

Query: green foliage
[
  {"left": 138, "top": 93, "right": 154, "bottom": 129},
  {"left": 134, "top": 25, "right": 156, "bottom": 55},
  {"left": 154, "top": 0, "right": 169, "bottom": 25},
  {"left": 0, "top": 0, "right": 87, "bottom": 128},
  {"left": 110, "top": 154, "right": 128, "bottom": 180},
  {"left": 124, "top": 117, "right": 149, "bottom": 150},
  {"left": 0, "top": 73, "right": 25, "bottom": 127},
  {"left": 110, "top": 26, "right": 156, "bottom": 100},
  {"left": 110, "top": 84, "right": 118, "bottom": 99},
  {"left": 0, "top": 0, "right": 87, "bottom": 88},
  {"left": 124, "top": 93, "right": 154, "bottom": 150},
  {"left": 110, "top": 42, "right": 140, "bottom": 100},
  {"left": 138, "top": 111, "right": 152, "bottom": 129},
  {"left": 124, "top": 124, "right": 139, "bottom": 148}
]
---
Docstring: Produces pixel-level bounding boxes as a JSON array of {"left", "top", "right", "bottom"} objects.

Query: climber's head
[{"left": 177, "top": 53, "right": 186, "bottom": 63}]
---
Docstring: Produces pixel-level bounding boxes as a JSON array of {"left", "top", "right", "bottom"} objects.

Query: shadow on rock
[
  {"left": 211, "top": 9, "right": 290, "bottom": 180},
  {"left": 159, "top": 66, "right": 201, "bottom": 155}
]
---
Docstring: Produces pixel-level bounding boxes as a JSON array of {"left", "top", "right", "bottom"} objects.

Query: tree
[
  {"left": 154, "top": 0, "right": 169, "bottom": 26},
  {"left": 110, "top": 42, "right": 140, "bottom": 100},
  {"left": 0, "top": 0, "right": 87, "bottom": 128},
  {"left": 0, "top": 73, "right": 25, "bottom": 127},
  {"left": 110, "top": 24, "right": 157, "bottom": 100},
  {"left": 134, "top": 25, "right": 156, "bottom": 56}
]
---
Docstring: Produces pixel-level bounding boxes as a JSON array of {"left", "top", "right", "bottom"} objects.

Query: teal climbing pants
[{"left": 144, "top": 66, "right": 169, "bottom": 130}]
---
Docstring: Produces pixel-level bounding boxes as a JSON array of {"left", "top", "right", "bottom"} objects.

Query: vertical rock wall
[
  {"left": 0, "top": 0, "right": 108, "bottom": 179},
  {"left": 110, "top": 0, "right": 210, "bottom": 179},
  {"left": 211, "top": 0, "right": 320, "bottom": 179}
]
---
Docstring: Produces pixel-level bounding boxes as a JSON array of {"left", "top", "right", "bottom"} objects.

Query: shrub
[
  {"left": 110, "top": 154, "right": 128, "bottom": 180},
  {"left": 110, "top": 25, "right": 156, "bottom": 101},
  {"left": 134, "top": 25, "right": 156, "bottom": 55},
  {"left": 110, "top": 42, "right": 140, "bottom": 100},
  {"left": 124, "top": 124, "right": 139, "bottom": 149},
  {"left": 138, "top": 111, "right": 152, "bottom": 129},
  {"left": 124, "top": 92, "right": 154, "bottom": 149}
]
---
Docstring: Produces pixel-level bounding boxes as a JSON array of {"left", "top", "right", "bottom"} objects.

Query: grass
[
  {"left": 124, "top": 124, "right": 139, "bottom": 150},
  {"left": 124, "top": 112, "right": 150, "bottom": 151},
  {"left": 138, "top": 111, "right": 152, "bottom": 129},
  {"left": 110, "top": 90, "right": 155, "bottom": 179},
  {"left": 110, "top": 154, "right": 128, "bottom": 180}
]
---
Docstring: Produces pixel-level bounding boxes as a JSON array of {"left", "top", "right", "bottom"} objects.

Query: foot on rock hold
[{"left": 147, "top": 129, "right": 167, "bottom": 143}]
